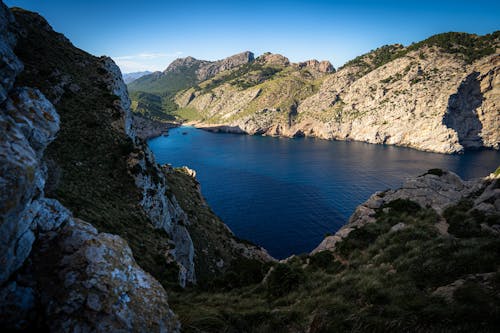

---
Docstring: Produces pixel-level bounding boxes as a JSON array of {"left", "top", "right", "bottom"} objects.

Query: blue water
[{"left": 149, "top": 126, "right": 500, "bottom": 259}]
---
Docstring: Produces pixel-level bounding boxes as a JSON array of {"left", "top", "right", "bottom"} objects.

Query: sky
[{"left": 4, "top": 0, "right": 500, "bottom": 73}]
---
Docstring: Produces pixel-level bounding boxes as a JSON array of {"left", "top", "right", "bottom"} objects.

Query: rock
[
  {"left": 390, "top": 222, "right": 406, "bottom": 232},
  {"left": 197, "top": 51, "right": 254, "bottom": 81},
  {"left": 164, "top": 52, "right": 254, "bottom": 82},
  {"left": 0, "top": 281, "right": 36, "bottom": 330},
  {"left": 99, "top": 56, "right": 136, "bottom": 140},
  {"left": 0, "top": 0, "right": 23, "bottom": 104},
  {"left": 312, "top": 170, "right": 498, "bottom": 253},
  {"left": 298, "top": 59, "right": 335, "bottom": 73},
  {"left": 180, "top": 38, "right": 499, "bottom": 154},
  {"left": 0, "top": 86, "right": 59, "bottom": 284},
  {"left": 258, "top": 53, "right": 290, "bottom": 66},
  {"left": 127, "top": 144, "right": 196, "bottom": 286},
  {"left": 32, "top": 218, "right": 181, "bottom": 333},
  {"left": 132, "top": 115, "right": 176, "bottom": 140}
]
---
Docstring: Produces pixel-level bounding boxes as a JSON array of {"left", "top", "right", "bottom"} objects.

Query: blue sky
[{"left": 5, "top": 0, "right": 500, "bottom": 73}]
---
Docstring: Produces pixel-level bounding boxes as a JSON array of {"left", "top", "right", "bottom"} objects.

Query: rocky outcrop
[
  {"left": 1, "top": 2, "right": 181, "bottom": 330},
  {"left": 297, "top": 59, "right": 335, "bottom": 73},
  {"left": 0, "top": 86, "right": 59, "bottom": 285},
  {"left": 164, "top": 52, "right": 255, "bottom": 82},
  {"left": 132, "top": 115, "right": 176, "bottom": 140},
  {"left": 31, "top": 218, "right": 180, "bottom": 332},
  {"left": 127, "top": 146, "right": 196, "bottom": 286},
  {"left": 313, "top": 170, "right": 500, "bottom": 253},
  {"left": 197, "top": 51, "right": 255, "bottom": 81},
  {"left": 99, "top": 56, "right": 136, "bottom": 140},
  {"left": 258, "top": 52, "right": 290, "bottom": 66}
]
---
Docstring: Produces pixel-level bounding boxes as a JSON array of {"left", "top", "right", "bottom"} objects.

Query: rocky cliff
[
  {"left": 0, "top": 2, "right": 271, "bottom": 330},
  {"left": 173, "top": 33, "right": 499, "bottom": 154},
  {"left": 313, "top": 169, "right": 500, "bottom": 254},
  {"left": 0, "top": 2, "right": 181, "bottom": 330}
]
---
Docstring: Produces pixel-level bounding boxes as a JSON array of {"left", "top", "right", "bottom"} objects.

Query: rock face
[
  {"left": 298, "top": 59, "right": 335, "bottom": 73},
  {"left": 32, "top": 218, "right": 180, "bottom": 333},
  {"left": 132, "top": 114, "right": 176, "bottom": 140},
  {"left": 176, "top": 35, "right": 499, "bottom": 154},
  {"left": 0, "top": 2, "right": 182, "bottom": 330},
  {"left": 99, "top": 56, "right": 136, "bottom": 139},
  {"left": 128, "top": 145, "right": 196, "bottom": 286},
  {"left": 197, "top": 51, "right": 255, "bottom": 81},
  {"left": 313, "top": 170, "right": 500, "bottom": 253}
]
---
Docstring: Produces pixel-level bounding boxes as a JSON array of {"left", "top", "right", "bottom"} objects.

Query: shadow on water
[
  {"left": 149, "top": 126, "right": 500, "bottom": 258},
  {"left": 443, "top": 72, "right": 484, "bottom": 149}
]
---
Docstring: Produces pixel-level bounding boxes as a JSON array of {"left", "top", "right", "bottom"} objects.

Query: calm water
[{"left": 149, "top": 126, "right": 500, "bottom": 259}]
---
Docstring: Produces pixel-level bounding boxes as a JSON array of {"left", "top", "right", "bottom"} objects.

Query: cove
[{"left": 148, "top": 126, "right": 500, "bottom": 259}]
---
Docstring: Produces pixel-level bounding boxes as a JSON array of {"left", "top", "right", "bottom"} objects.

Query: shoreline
[{"left": 172, "top": 120, "right": 500, "bottom": 156}]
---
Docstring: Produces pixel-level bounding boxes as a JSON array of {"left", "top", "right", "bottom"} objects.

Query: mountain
[
  {"left": 0, "top": 2, "right": 270, "bottom": 331},
  {"left": 1, "top": 1, "right": 500, "bottom": 331},
  {"left": 122, "top": 70, "right": 151, "bottom": 84},
  {"left": 173, "top": 32, "right": 500, "bottom": 154},
  {"left": 127, "top": 52, "right": 255, "bottom": 121}
]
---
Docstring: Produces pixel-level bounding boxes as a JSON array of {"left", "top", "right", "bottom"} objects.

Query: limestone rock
[
  {"left": 258, "top": 53, "right": 290, "bottom": 66},
  {"left": 127, "top": 145, "right": 196, "bottom": 286},
  {"left": 298, "top": 59, "right": 335, "bottom": 73},
  {"left": 0, "top": 87, "right": 59, "bottom": 284},
  {"left": 197, "top": 51, "right": 254, "bottom": 81},
  {"left": 312, "top": 170, "right": 500, "bottom": 253},
  {"left": 33, "top": 218, "right": 181, "bottom": 333},
  {"left": 0, "top": 0, "right": 23, "bottom": 104},
  {"left": 132, "top": 115, "right": 176, "bottom": 140},
  {"left": 99, "top": 56, "right": 136, "bottom": 140}
]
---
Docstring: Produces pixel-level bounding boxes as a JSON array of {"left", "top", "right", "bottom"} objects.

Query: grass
[
  {"left": 175, "top": 107, "right": 202, "bottom": 121},
  {"left": 169, "top": 196, "right": 500, "bottom": 332}
]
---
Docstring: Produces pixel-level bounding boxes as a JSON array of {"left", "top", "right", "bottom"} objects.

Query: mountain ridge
[{"left": 129, "top": 31, "right": 499, "bottom": 154}]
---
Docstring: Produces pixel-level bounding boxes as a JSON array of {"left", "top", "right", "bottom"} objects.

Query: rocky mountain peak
[
  {"left": 164, "top": 56, "right": 207, "bottom": 73},
  {"left": 297, "top": 59, "right": 335, "bottom": 73},
  {"left": 257, "top": 52, "right": 291, "bottom": 66}
]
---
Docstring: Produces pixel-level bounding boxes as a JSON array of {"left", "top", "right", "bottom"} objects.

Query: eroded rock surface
[{"left": 313, "top": 170, "right": 500, "bottom": 253}]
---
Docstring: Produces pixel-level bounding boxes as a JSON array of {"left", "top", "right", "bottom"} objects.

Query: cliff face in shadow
[{"left": 443, "top": 71, "right": 484, "bottom": 149}]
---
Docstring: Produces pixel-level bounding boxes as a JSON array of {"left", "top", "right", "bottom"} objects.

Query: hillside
[
  {"left": 169, "top": 32, "right": 500, "bottom": 154},
  {"left": 127, "top": 52, "right": 255, "bottom": 121},
  {"left": 0, "top": 2, "right": 270, "bottom": 330}
]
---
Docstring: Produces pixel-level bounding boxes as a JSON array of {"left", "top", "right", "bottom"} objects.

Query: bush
[
  {"left": 423, "top": 168, "right": 444, "bottom": 177},
  {"left": 267, "top": 264, "right": 304, "bottom": 298}
]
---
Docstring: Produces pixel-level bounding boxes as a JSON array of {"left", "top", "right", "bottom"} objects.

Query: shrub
[{"left": 267, "top": 264, "right": 304, "bottom": 298}]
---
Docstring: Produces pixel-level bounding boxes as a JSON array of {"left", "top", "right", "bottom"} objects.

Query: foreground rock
[
  {"left": 1, "top": 2, "right": 180, "bottom": 330},
  {"left": 313, "top": 169, "right": 500, "bottom": 253},
  {"left": 32, "top": 218, "right": 180, "bottom": 332}
]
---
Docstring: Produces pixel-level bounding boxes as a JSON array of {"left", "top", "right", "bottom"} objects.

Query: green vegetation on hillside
[
  {"left": 169, "top": 196, "right": 500, "bottom": 332},
  {"left": 341, "top": 31, "right": 499, "bottom": 77},
  {"left": 13, "top": 8, "right": 180, "bottom": 288}
]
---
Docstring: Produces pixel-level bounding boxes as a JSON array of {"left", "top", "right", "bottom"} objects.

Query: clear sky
[{"left": 4, "top": 0, "right": 500, "bottom": 73}]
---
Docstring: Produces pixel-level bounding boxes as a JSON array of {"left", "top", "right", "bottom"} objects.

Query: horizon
[{"left": 4, "top": 0, "right": 500, "bottom": 73}]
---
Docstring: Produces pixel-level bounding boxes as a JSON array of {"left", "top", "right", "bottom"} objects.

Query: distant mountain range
[
  {"left": 122, "top": 70, "right": 151, "bottom": 84},
  {"left": 128, "top": 31, "right": 500, "bottom": 154}
]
